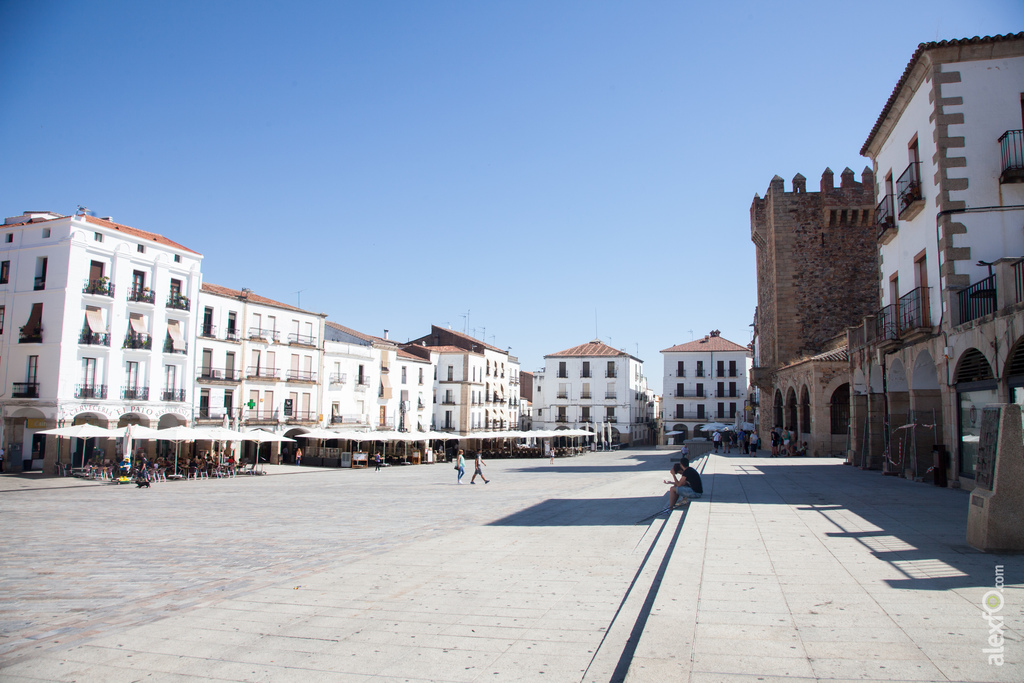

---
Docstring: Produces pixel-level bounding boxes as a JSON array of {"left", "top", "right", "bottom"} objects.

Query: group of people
[
  {"left": 454, "top": 449, "right": 489, "bottom": 484},
  {"left": 768, "top": 429, "right": 808, "bottom": 457},
  {"left": 710, "top": 429, "right": 760, "bottom": 454}
]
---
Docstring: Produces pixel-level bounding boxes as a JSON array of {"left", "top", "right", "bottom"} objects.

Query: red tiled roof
[
  {"left": 424, "top": 344, "right": 484, "bottom": 355},
  {"left": 202, "top": 283, "right": 319, "bottom": 315},
  {"left": 396, "top": 348, "right": 430, "bottom": 362},
  {"left": 432, "top": 325, "right": 505, "bottom": 353},
  {"left": 546, "top": 340, "right": 632, "bottom": 359},
  {"left": 661, "top": 335, "right": 748, "bottom": 353},
  {"left": 861, "top": 32, "right": 1024, "bottom": 156},
  {"left": 82, "top": 215, "right": 200, "bottom": 255},
  {"left": 324, "top": 320, "right": 378, "bottom": 342}
]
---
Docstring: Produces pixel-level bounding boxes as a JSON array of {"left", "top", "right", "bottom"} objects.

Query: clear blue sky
[{"left": 1, "top": 1, "right": 1021, "bottom": 392}]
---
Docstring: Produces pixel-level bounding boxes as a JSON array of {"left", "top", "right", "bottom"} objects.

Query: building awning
[
  {"left": 167, "top": 320, "right": 186, "bottom": 351},
  {"left": 25, "top": 303, "right": 42, "bottom": 332},
  {"left": 129, "top": 313, "right": 146, "bottom": 334},
  {"left": 85, "top": 307, "right": 104, "bottom": 332},
  {"left": 380, "top": 373, "right": 393, "bottom": 400}
]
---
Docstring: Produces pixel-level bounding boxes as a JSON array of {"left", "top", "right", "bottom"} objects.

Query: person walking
[
  {"left": 374, "top": 452, "right": 382, "bottom": 471},
  {"left": 455, "top": 449, "right": 465, "bottom": 484},
  {"left": 471, "top": 450, "right": 489, "bottom": 484},
  {"left": 295, "top": 448, "right": 302, "bottom": 467},
  {"left": 712, "top": 430, "right": 722, "bottom": 453}
]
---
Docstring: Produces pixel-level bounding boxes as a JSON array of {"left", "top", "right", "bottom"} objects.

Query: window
[
  {"left": 606, "top": 406, "right": 615, "bottom": 418},
  {"left": 676, "top": 361, "right": 684, "bottom": 376},
  {"left": 447, "top": 366, "right": 454, "bottom": 381},
  {"left": 729, "top": 360, "right": 737, "bottom": 377},
  {"left": 401, "top": 367, "right": 407, "bottom": 384},
  {"left": 165, "top": 365, "right": 177, "bottom": 391},
  {"left": 137, "top": 244, "right": 145, "bottom": 253},
  {"left": 718, "top": 382, "right": 724, "bottom": 397},
  {"left": 0, "top": 260, "right": 9, "bottom": 284},
  {"left": 696, "top": 361, "right": 704, "bottom": 377},
  {"left": 227, "top": 311, "right": 237, "bottom": 335},
  {"left": 582, "top": 361, "right": 591, "bottom": 378},
  {"left": 697, "top": 404, "right": 705, "bottom": 419},
  {"left": 126, "top": 361, "right": 139, "bottom": 389},
  {"left": 558, "top": 361, "right": 567, "bottom": 378},
  {"left": 0, "top": 305, "right": 4, "bottom": 334},
  {"left": 418, "top": 368, "right": 424, "bottom": 385},
  {"left": 42, "top": 228, "right": 50, "bottom": 238},
  {"left": 358, "top": 364, "right": 365, "bottom": 384},
  {"left": 170, "top": 279, "right": 181, "bottom": 296},
  {"left": 4, "top": 234, "right": 11, "bottom": 243},
  {"left": 729, "top": 381, "right": 737, "bottom": 398},
  {"left": 173, "top": 254, "right": 181, "bottom": 263},
  {"left": 717, "top": 361, "right": 724, "bottom": 378},
  {"left": 94, "top": 232, "right": 103, "bottom": 242},
  {"left": 676, "top": 383, "right": 684, "bottom": 398},
  {"left": 81, "top": 358, "right": 96, "bottom": 387},
  {"left": 27, "top": 355, "right": 38, "bottom": 383},
  {"left": 606, "top": 361, "right": 616, "bottom": 378}
]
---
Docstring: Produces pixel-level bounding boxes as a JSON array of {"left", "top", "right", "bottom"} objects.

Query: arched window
[
  {"left": 773, "top": 390, "right": 784, "bottom": 427},
  {"left": 830, "top": 384, "right": 850, "bottom": 435},
  {"left": 786, "top": 389, "right": 798, "bottom": 431}
]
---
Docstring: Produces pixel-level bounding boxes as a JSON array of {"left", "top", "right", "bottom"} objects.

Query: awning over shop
[{"left": 129, "top": 313, "right": 147, "bottom": 334}]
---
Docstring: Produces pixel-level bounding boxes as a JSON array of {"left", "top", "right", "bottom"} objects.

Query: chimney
[{"left": 383, "top": 329, "right": 389, "bottom": 340}]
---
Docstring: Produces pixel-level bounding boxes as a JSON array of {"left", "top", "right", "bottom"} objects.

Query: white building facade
[
  {"left": 661, "top": 332, "right": 752, "bottom": 442},
  {"left": 196, "top": 284, "right": 326, "bottom": 461},
  {"left": 533, "top": 340, "right": 651, "bottom": 446},
  {"left": 851, "top": 33, "right": 1024, "bottom": 484},
  {"left": 0, "top": 210, "right": 201, "bottom": 471}
]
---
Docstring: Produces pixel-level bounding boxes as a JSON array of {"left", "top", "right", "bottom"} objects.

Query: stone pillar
[
  {"left": 865, "top": 393, "right": 887, "bottom": 470},
  {"left": 849, "top": 393, "right": 869, "bottom": 465}
]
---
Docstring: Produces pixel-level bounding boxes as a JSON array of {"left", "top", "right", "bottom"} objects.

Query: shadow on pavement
[{"left": 488, "top": 496, "right": 661, "bottom": 526}]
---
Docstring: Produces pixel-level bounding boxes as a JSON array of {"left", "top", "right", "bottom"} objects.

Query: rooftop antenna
[
  {"left": 461, "top": 310, "right": 470, "bottom": 334},
  {"left": 688, "top": 329, "right": 694, "bottom": 341},
  {"left": 293, "top": 289, "right": 305, "bottom": 309}
]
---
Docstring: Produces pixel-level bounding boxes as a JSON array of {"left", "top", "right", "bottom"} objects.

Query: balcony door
[
  {"left": 126, "top": 361, "right": 139, "bottom": 390},
  {"left": 201, "top": 349, "right": 213, "bottom": 377}
]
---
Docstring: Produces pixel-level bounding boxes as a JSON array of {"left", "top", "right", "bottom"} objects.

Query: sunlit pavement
[{"left": 0, "top": 451, "right": 1020, "bottom": 682}]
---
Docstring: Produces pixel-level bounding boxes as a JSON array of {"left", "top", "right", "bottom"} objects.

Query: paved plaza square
[{"left": 1, "top": 449, "right": 1022, "bottom": 682}]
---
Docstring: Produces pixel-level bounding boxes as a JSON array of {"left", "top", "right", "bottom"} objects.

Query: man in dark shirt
[{"left": 666, "top": 458, "right": 703, "bottom": 508}]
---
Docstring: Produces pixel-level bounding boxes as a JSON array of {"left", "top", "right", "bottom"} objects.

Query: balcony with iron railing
[
  {"left": 246, "top": 366, "right": 280, "bottom": 380},
  {"left": 197, "top": 367, "right": 241, "bottom": 382},
  {"left": 83, "top": 279, "right": 114, "bottom": 297},
  {"left": 875, "top": 303, "right": 899, "bottom": 343},
  {"left": 74, "top": 384, "right": 107, "bottom": 399},
  {"left": 288, "top": 332, "right": 317, "bottom": 347},
  {"left": 605, "top": 370, "right": 617, "bottom": 378},
  {"left": 197, "top": 407, "right": 228, "bottom": 422},
  {"left": 123, "top": 332, "right": 152, "bottom": 350},
  {"left": 223, "top": 329, "right": 241, "bottom": 342},
  {"left": 286, "top": 410, "right": 317, "bottom": 423},
  {"left": 957, "top": 274, "right": 997, "bottom": 326},
  {"left": 163, "top": 337, "right": 188, "bottom": 354},
  {"left": 79, "top": 330, "right": 110, "bottom": 346},
  {"left": 121, "top": 386, "right": 149, "bottom": 400},
  {"left": 19, "top": 326, "right": 43, "bottom": 343},
  {"left": 286, "top": 370, "right": 317, "bottom": 383},
  {"left": 34, "top": 276, "right": 45, "bottom": 291},
  {"left": 999, "top": 129, "right": 1024, "bottom": 184},
  {"left": 556, "top": 391, "right": 568, "bottom": 399},
  {"left": 876, "top": 193, "right": 896, "bottom": 242},
  {"left": 555, "top": 415, "right": 568, "bottom": 423},
  {"left": 166, "top": 293, "right": 190, "bottom": 310},
  {"left": 442, "top": 397, "right": 456, "bottom": 405},
  {"left": 128, "top": 286, "right": 156, "bottom": 304},
  {"left": 199, "top": 325, "right": 217, "bottom": 339},
  {"left": 329, "top": 372, "right": 347, "bottom": 384},
  {"left": 580, "top": 392, "right": 592, "bottom": 399},
  {"left": 605, "top": 392, "right": 617, "bottom": 399},
  {"left": 247, "top": 410, "right": 277, "bottom": 423},
  {"left": 580, "top": 414, "right": 593, "bottom": 423},
  {"left": 896, "top": 161, "right": 923, "bottom": 220},
  {"left": 12, "top": 381, "right": 39, "bottom": 398},
  {"left": 606, "top": 416, "right": 618, "bottom": 423},
  {"left": 248, "top": 327, "right": 280, "bottom": 342},
  {"left": 331, "top": 414, "right": 368, "bottom": 425},
  {"left": 898, "top": 286, "right": 930, "bottom": 336},
  {"left": 162, "top": 389, "right": 186, "bottom": 402}
]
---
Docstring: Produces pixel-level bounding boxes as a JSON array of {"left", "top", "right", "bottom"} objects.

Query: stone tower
[{"left": 751, "top": 168, "right": 879, "bottom": 371}]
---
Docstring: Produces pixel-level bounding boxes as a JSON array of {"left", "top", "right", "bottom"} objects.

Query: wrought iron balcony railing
[
  {"left": 128, "top": 286, "right": 156, "bottom": 303},
  {"left": 75, "top": 384, "right": 107, "bottom": 399},
  {"left": 166, "top": 293, "right": 190, "bottom": 310},
  {"left": 12, "top": 381, "right": 39, "bottom": 398},
  {"left": 83, "top": 279, "right": 114, "bottom": 297},
  {"left": 286, "top": 370, "right": 317, "bottom": 383},
  {"left": 197, "top": 367, "right": 241, "bottom": 382},
  {"left": 79, "top": 331, "right": 110, "bottom": 346},
  {"left": 248, "top": 327, "right": 279, "bottom": 342},
  {"left": 958, "top": 274, "right": 997, "bottom": 325},
  {"left": 161, "top": 389, "right": 187, "bottom": 402},
  {"left": 876, "top": 303, "right": 899, "bottom": 342},
  {"left": 898, "top": 286, "right": 930, "bottom": 333},
  {"left": 329, "top": 372, "right": 347, "bottom": 384},
  {"left": 246, "top": 366, "right": 280, "bottom": 380},
  {"left": 287, "top": 332, "right": 317, "bottom": 347},
  {"left": 123, "top": 332, "right": 152, "bottom": 350},
  {"left": 896, "top": 162, "right": 923, "bottom": 217},
  {"left": 163, "top": 337, "right": 188, "bottom": 354},
  {"left": 197, "top": 407, "right": 228, "bottom": 421},
  {"left": 199, "top": 325, "right": 217, "bottom": 339},
  {"left": 999, "top": 129, "right": 1024, "bottom": 183},
  {"left": 605, "top": 392, "right": 617, "bottom": 399},
  {"left": 121, "top": 386, "right": 149, "bottom": 400},
  {"left": 875, "top": 194, "right": 895, "bottom": 238},
  {"left": 18, "top": 327, "right": 42, "bottom": 343}
]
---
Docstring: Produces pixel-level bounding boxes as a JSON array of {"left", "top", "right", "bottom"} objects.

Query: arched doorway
[
  {"left": 830, "top": 384, "right": 850, "bottom": 437},
  {"left": 800, "top": 385, "right": 811, "bottom": 435},
  {"left": 672, "top": 424, "right": 688, "bottom": 444},
  {"left": 954, "top": 348, "right": 997, "bottom": 479},
  {"left": 785, "top": 388, "right": 797, "bottom": 432},
  {"left": 1006, "top": 335, "right": 1024, "bottom": 407},
  {"left": 773, "top": 390, "right": 784, "bottom": 428}
]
